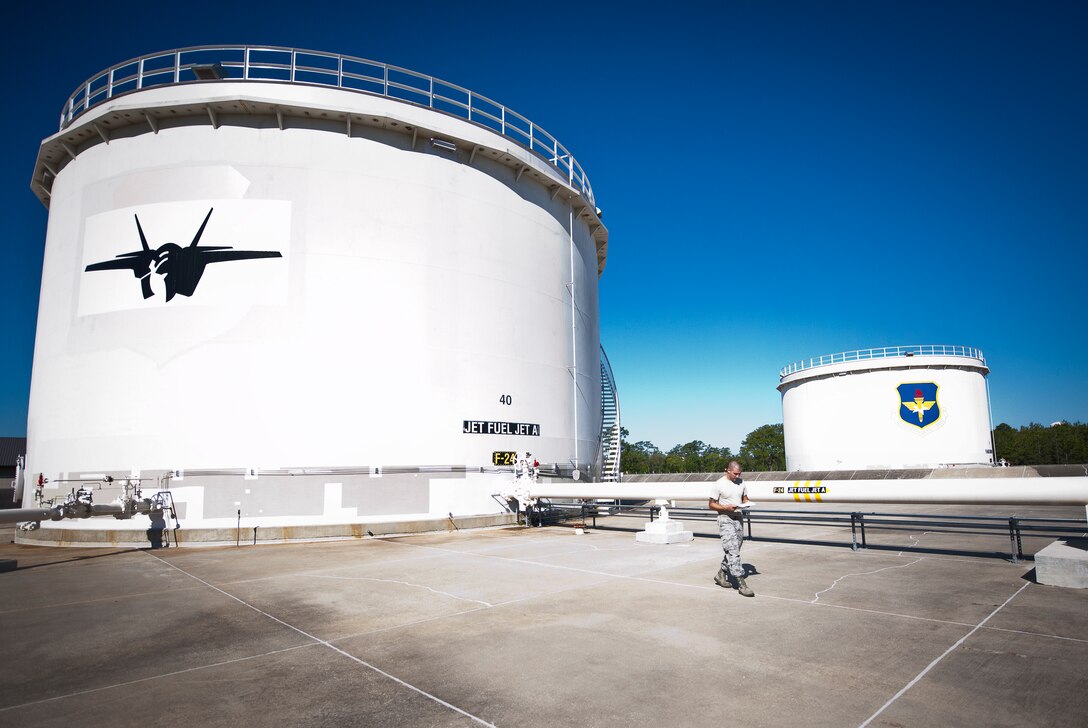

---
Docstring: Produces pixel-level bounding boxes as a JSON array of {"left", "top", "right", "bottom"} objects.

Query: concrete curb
[{"left": 14, "top": 513, "right": 519, "bottom": 548}]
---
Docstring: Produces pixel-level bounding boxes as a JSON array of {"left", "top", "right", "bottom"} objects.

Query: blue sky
[{"left": 2, "top": 1, "right": 1086, "bottom": 452}]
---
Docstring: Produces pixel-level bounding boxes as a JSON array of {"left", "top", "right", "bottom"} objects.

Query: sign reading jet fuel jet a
[{"left": 84, "top": 207, "right": 282, "bottom": 301}]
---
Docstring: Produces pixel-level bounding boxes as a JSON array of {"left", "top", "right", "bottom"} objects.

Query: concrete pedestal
[
  {"left": 635, "top": 516, "right": 693, "bottom": 545},
  {"left": 1035, "top": 538, "right": 1088, "bottom": 589}
]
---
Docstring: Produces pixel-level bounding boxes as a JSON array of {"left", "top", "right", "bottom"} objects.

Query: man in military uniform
[{"left": 708, "top": 461, "right": 754, "bottom": 597}]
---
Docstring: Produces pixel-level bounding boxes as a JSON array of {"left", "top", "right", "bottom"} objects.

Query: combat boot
[
  {"left": 714, "top": 569, "right": 730, "bottom": 588},
  {"left": 736, "top": 576, "right": 755, "bottom": 597}
]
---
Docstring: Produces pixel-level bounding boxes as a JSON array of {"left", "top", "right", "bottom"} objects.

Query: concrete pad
[
  {"left": 870, "top": 627, "right": 1088, "bottom": 728},
  {"left": 0, "top": 642, "right": 485, "bottom": 728},
  {"left": 0, "top": 549, "right": 196, "bottom": 612},
  {"left": 222, "top": 551, "right": 609, "bottom": 641},
  {"left": 0, "top": 577, "right": 310, "bottom": 708},
  {"left": 985, "top": 577, "right": 1088, "bottom": 640},
  {"left": 728, "top": 545, "right": 1029, "bottom": 623},
  {"left": 336, "top": 567, "right": 969, "bottom": 727},
  {"left": 144, "top": 537, "right": 419, "bottom": 585},
  {"left": 1035, "top": 538, "right": 1088, "bottom": 588},
  {"left": 367, "top": 529, "right": 712, "bottom": 580},
  {"left": 1, "top": 514, "right": 1086, "bottom": 727}
]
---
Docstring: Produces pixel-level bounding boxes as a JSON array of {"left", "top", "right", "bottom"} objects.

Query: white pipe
[
  {"left": 525, "top": 477, "right": 1088, "bottom": 507},
  {"left": 568, "top": 195, "right": 578, "bottom": 469}
]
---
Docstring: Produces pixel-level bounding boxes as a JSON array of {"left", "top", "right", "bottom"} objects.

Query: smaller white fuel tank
[{"left": 778, "top": 346, "right": 992, "bottom": 471}]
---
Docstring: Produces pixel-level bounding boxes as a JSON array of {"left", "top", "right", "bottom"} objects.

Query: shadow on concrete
[
  {"left": 0, "top": 548, "right": 132, "bottom": 572},
  {"left": 587, "top": 523, "right": 1026, "bottom": 562},
  {"left": 843, "top": 542, "right": 1022, "bottom": 562},
  {"left": 146, "top": 510, "right": 171, "bottom": 549}
]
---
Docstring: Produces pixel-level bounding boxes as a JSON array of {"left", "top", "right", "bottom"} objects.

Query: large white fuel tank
[
  {"left": 24, "top": 47, "right": 608, "bottom": 537},
  {"left": 778, "top": 346, "right": 993, "bottom": 471}
]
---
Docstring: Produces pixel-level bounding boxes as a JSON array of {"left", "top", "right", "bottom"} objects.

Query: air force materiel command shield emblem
[{"left": 898, "top": 383, "right": 940, "bottom": 428}]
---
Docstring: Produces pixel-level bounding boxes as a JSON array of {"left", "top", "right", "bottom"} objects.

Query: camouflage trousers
[{"left": 718, "top": 515, "right": 745, "bottom": 578}]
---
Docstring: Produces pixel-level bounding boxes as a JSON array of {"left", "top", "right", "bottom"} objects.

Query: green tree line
[
  {"left": 618, "top": 421, "right": 1088, "bottom": 474},
  {"left": 620, "top": 424, "right": 785, "bottom": 474},
  {"left": 993, "top": 422, "right": 1088, "bottom": 465}
]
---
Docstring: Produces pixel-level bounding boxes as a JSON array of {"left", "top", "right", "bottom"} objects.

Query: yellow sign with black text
[{"left": 492, "top": 451, "right": 517, "bottom": 466}]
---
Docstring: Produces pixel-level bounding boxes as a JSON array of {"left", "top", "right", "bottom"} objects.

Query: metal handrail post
[
  {"left": 850, "top": 513, "right": 859, "bottom": 551},
  {"left": 1008, "top": 517, "right": 1022, "bottom": 563},
  {"left": 851, "top": 512, "right": 867, "bottom": 549}
]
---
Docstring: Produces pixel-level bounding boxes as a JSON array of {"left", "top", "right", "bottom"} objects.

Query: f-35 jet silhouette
[{"left": 85, "top": 208, "right": 282, "bottom": 301}]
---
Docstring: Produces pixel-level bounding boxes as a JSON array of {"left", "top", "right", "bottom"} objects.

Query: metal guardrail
[
  {"left": 779, "top": 345, "right": 986, "bottom": 378},
  {"left": 56, "top": 46, "right": 595, "bottom": 207},
  {"left": 531, "top": 502, "right": 1084, "bottom": 563}
]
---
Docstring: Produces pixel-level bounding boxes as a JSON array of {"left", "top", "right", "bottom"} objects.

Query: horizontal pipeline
[
  {"left": 524, "top": 477, "right": 1088, "bottom": 507},
  {"left": 0, "top": 508, "right": 57, "bottom": 523},
  {"left": 0, "top": 502, "right": 157, "bottom": 526}
]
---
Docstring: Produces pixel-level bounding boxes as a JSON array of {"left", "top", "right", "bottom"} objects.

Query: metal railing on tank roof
[
  {"left": 779, "top": 345, "right": 986, "bottom": 378},
  {"left": 57, "top": 45, "right": 595, "bottom": 207}
]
